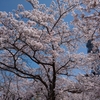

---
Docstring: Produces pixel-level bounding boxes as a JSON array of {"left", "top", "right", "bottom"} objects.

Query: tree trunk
[{"left": 47, "top": 90, "right": 56, "bottom": 100}]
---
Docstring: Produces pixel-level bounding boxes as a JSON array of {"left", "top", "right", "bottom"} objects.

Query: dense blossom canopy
[{"left": 0, "top": 0, "right": 100, "bottom": 100}]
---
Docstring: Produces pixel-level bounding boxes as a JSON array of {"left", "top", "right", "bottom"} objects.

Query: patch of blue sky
[{"left": 20, "top": 54, "right": 40, "bottom": 68}]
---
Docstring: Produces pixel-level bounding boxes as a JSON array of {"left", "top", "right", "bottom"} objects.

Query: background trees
[{"left": 0, "top": 0, "right": 100, "bottom": 100}]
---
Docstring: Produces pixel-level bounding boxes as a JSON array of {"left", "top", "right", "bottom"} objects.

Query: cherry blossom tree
[
  {"left": 70, "top": 0, "right": 100, "bottom": 100},
  {"left": 0, "top": 0, "right": 100, "bottom": 100}
]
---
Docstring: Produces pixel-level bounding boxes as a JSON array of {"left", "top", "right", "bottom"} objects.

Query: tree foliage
[{"left": 0, "top": 0, "right": 100, "bottom": 100}]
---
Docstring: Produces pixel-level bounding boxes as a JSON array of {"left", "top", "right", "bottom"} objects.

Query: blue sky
[{"left": 0, "top": 0, "right": 51, "bottom": 12}]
